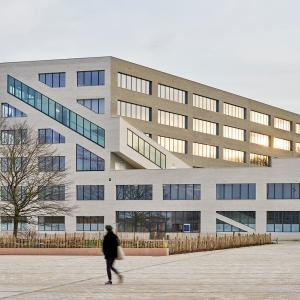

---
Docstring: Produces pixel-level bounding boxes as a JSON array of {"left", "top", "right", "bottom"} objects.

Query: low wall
[{"left": 0, "top": 248, "right": 169, "bottom": 256}]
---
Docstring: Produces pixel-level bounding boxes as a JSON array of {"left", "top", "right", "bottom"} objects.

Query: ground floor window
[
  {"left": 1, "top": 217, "right": 28, "bottom": 231},
  {"left": 116, "top": 211, "right": 200, "bottom": 233},
  {"left": 38, "top": 216, "right": 65, "bottom": 231},
  {"left": 267, "top": 211, "right": 300, "bottom": 232},
  {"left": 76, "top": 216, "right": 104, "bottom": 231},
  {"left": 216, "top": 211, "right": 256, "bottom": 232}
]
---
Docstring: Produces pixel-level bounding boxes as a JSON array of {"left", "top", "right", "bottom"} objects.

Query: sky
[{"left": 0, "top": 0, "right": 300, "bottom": 113}]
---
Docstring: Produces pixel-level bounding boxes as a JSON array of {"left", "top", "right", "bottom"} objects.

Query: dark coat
[{"left": 102, "top": 231, "right": 119, "bottom": 259}]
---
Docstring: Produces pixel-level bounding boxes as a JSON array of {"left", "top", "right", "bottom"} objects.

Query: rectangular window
[
  {"left": 1, "top": 129, "right": 27, "bottom": 145},
  {"left": 116, "top": 211, "right": 200, "bottom": 233},
  {"left": 267, "top": 211, "right": 300, "bottom": 232},
  {"left": 158, "top": 136, "right": 187, "bottom": 154},
  {"left": 116, "top": 185, "right": 152, "bottom": 200},
  {"left": 274, "top": 117, "right": 291, "bottom": 131},
  {"left": 7, "top": 76, "right": 105, "bottom": 148},
  {"left": 76, "top": 185, "right": 104, "bottom": 200},
  {"left": 223, "top": 103, "right": 245, "bottom": 119},
  {"left": 117, "top": 73, "right": 151, "bottom": 95},
  {"left": 77, "top": 70, "right": 105, "bottom": 86},
  {"left": 158, "top": 110, "right": 187, "bottom": 129},
  {"left": 38, "top": 216, "right": 65, "bottom": 231},
  {"left": 250, "top": 111, "right": 270, "bottom": 126},
  {"left": 163, "top": 184, "right": 201, "bottom": 200},
  {"left": 295, "top": 143, "right": 300, "bottom": 153},
  {"left": 117, "top": 100, "right": 151, "bottom": 121},
  {"left": 250, "top": 153, "right": 270, "bottom": 166},
  {"left": 76, "top": 216, "right": 104, "bottom": 231},
  {"left": 193, "top": 142, "right": 217, "bottom": 159},
  {"left": 250, "top": 132, "right": 270, "bottom": 147},
  {"left": 39, "top": 72, "right": 65, "bottom": 88},
  {"left": 217, "top": 211, "right": 256, "bottom": 231},
  {"left": 296, "top": 124, "right": 300, "bottom": 134},
  {"left": 216, "top": 184, "right": 256, "bottom": 200},
  {"left": 38, "top": 185, "right": 65, "bottom": 201},
  {"left": 223, "top": 148, "right": 245, "bottom": 163},
  {"left": 223, "top": 126, "right": 245, "bottom": 141},
  {"left": 1, "top": 103, "right": 27, "bottom": 118},
  {"left": 38, "top": 156, "right": 65, "bottom": 172},
  {"left": 267, "top": 183, "right": 300, "bottom": 199},
  {"left": 273, "top": 137, "right": 291, "bottom": 151},
  {"left": 193, "top": 118, "right": 218, "bottom": 135},
  {"left": 192, "top": 94, "right": 218, "bottom": 112},
  {"left": 1, "top": 216, "right": 27, "bottom": 231},
  {"left": 158, "top": 84, "right": 187, "bottom": 104}
]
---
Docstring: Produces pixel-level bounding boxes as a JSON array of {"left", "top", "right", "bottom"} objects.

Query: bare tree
[{"left": 0, "top": 121, "right": 75, "bottom": 237}]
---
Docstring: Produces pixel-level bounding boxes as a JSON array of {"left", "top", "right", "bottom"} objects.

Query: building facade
[{"left": 0, "top": 56, "right": 300, "bottom": 239}]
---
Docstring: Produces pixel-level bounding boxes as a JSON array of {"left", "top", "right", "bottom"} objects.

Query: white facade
[{"left": 0, "top": 57, "right": 300, "bottom": 240}]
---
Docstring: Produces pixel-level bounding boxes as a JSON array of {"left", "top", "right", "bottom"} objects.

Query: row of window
[
  {"left": 7, "top": 76, "right": 105, "bottom": 148},
  {"left": 4, "top": 183, "right": 300, "bottom": 201},
  {"left": 117, "top": 73, "right": 151, "bottom": 95},
  {"left": 127, "top": 129, "right": 166, "bottom": 169},
  {"left": 2, "top": 211, "right": 300, "bottom": 232}
]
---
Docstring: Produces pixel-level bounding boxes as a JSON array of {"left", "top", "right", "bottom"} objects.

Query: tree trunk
[{"left": 13, "top": 217, "right": 19, "bottom": 238}]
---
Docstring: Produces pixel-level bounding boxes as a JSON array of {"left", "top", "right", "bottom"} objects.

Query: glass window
[
  {"left": 223, "top": 126, "right": 245, "bottom": 141},
  {"left": 217, "top": 184, "right": 256, "bottom": 200},
  {"left": 158, "top": 110, "right": 187, "bottom": 129},
  {"left": 192, "top": 142, "right": 217, "bottom": 159},
  {"left": 39, "top": 72, "right": 65, "bottom": 88},
  {"left": 117, "top": 100, "right": 151, "bottom": 121},
  {"left": 250, "top": 111, "right": 270, "bottom": 126},
  {"left": 116, "top": 185, "right": 152, "bottom": 200},
  {"left": 117, "top": 73, "right": 151, "bottom": 95},
  {"left": 273, "top": 137, "right": 291, "bottom": 151},
  {"left": 76, "top": 144, "right": 105, "bottom": 171},
  {"left": 223, "top": 103, "right": 245, "bottom": 119},
  {"left": 158, "top": 84, "right": 187, "bottom": 104},
  {"left": 223, "top": 148, "right": 245, "bottom": 163},
  {"left": 250, "top": 153, "right": 270, "bottom": 166},
  {"left": 274, "top": 117, "right": 291, "bottom": 131},
  {"left": 77, "top": 71, "right": 105, "bottom": 86},
  {"left": 193, "top": 94, "right": 218, "bottom": 112}
]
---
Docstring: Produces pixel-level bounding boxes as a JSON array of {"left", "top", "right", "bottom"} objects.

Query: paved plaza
[{"left": 0, "top": 242, "right": 299, "bottom": 300}]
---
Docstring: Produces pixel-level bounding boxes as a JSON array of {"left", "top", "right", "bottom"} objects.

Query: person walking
[{"left": 102, "top": 225, "right": 123, "bottom": 285}]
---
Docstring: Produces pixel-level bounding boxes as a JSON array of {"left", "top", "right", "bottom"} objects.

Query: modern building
[{"left": 0, "top": 56, "right": 300, "bottom": 239}]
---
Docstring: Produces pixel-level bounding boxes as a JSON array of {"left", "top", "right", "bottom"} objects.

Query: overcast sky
[{"left": 1, "top": 0, "right": 300, "bottom": 113}]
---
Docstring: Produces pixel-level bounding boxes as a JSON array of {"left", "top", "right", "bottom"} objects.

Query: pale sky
[{"left": 1, "top": 0, "right": 300, "bottom": 113}]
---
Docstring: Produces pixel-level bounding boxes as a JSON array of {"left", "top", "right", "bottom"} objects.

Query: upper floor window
[
  {"left": 38, "top": 216, "right": 65, "bottom": 231},
  {"left": 223, "top": 148, "right": 245, "bottom": 163},
  {"left": 250, "top": 132, "right": 270, "bottom": 147},
  {"left": 274, "top": 117, "right": 291, "bottom": 131},
  {"left": 158, "top": 136, "right": 187, "bottom": 154},
  {"left": 216, "top": 184, "right": 256, "bottom": 200},
  {"left": 250, "top": 153, "right": 270, "bottom": 166},
  {"left": 1, "top": 186, "right": 26, "bottom": 201},
  {"left": 76, "top": 144, "right": 105, "bottom": 171},
  {"left": 267, "top": 183, "right": 300, "bottom": 199},
  {"left": 0, "top": 157, "right": 27, "bottom": 172},
  {"left": 193, "top": 142, "right": 218, "bottom": 159},
  {"left": 267, "top": 211, "right": 300, "bottom": 232},
  {"left": 158, "top": 84, "right": 187, "bottom": 104},
  {"left": 193, "top": 94, "right": 218, "bottom": 112},
  {"left": 117, "top": 73, "right": 151, "bottom": 95},
  {"left": 76, "top": 216, "right": 104, "bottom": 231},
  {"left": 250, "top": 111, "right": 270, "bottom": 126},
  {"left": 223, "top": 126, "right": 245, "bottom": 141},
  {"left": 296, "top": 124, "right": 300, "bottom": 134},
  {"left": 1, "top": 129, "right": 27, "bottom": 145},
  {"left": 77, "top": 99, "right": 105, "bottom": 114},
  {"left": 163, "top": 184, "right": 201, "bottom": 200},
  {"left": 38, "top": 185, "right": 65, "bottom": 201},
  {"left": 76, "top": 185, "right": 104, "bottom": 200},
  {"left": 116, "top": 185, "right": 152, "bottom": 200},
  {"left": 296, "top": 143, "right": 300, "bottom": 153},
  {"left": 7, "top": 76, "right": 105, "bottom": 148},
  {"left": 273, "top": 137, "right": 291, "bottom": 151},
  {"left": 39, "top": 72, "right": 65, "bottom": 88},
  {"left": 77, "top": 70, "right": 105, "bottom": 86},
  {"left": 117, "top": 100, "right": 151, "bottom": 121},
  {"left": 1, "top": 103, "right": 27, "bottom": 118},
  {"left": 158, "top": 110, "right": 187, "bottom": 129},
  {"left": 223, "top": 103, "right": 246, "bottom": 119},
  {"left": 193, "top": 118, "right": 218, "bottom": 135},
  {"left": 38, "top": 129, "right": 65, "bottom": 144},
  {"left": 127, "top": 129, "right": 166, "bottom": 169},
  {"left": 1, "top": 216, "right": 27, "bottom": 231},
  {"left": 38, "top": 156, "right": 65, "bottom": 172}
]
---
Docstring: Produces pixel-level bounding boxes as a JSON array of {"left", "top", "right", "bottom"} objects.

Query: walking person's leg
[
  {"left": 105, "top": 259, "right": 112, "bottom": 284},
  {"left": 111, "top": 259, "right": 123, "bottom": 283}
]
